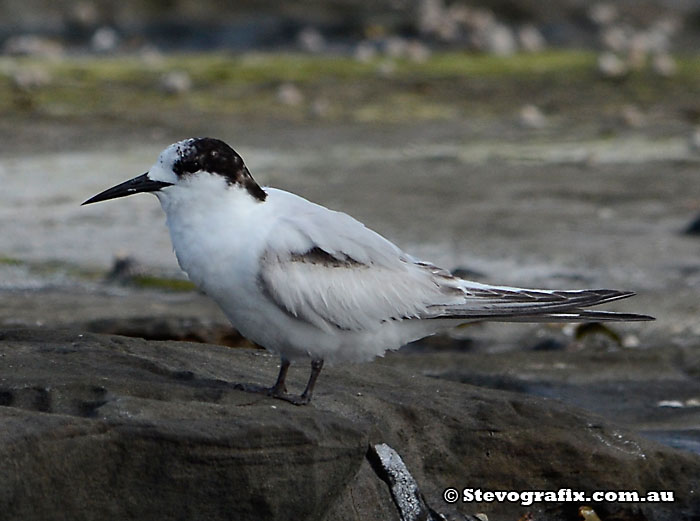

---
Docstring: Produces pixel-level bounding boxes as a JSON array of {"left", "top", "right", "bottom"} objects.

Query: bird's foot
[
  {"left": 266, "top": 384, "right": 312, "bottom": 405},
  {"left": 269, "top": 391, "right": 312, "bottom": 406},
  {"left": 232, "top": 382, "right": 310, "bottom": 405}
]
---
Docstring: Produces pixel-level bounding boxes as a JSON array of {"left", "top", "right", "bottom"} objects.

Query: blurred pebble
[
  {"left": 579, "top": 506, "right": 602, "bottom": 521},
  {"left": 138, "top": 45, "right": 165, "bottom": 66},
  {"left": 597, "top": 52, "right": 627, "bottom": 78},
  {"left": 406, "top": 40, "right": 431, "bottom": 62},
  {"left": 588, "top": 3, "right": 618, "bottom": 26},
  {"left": 601, "top": 25, "right": 630, "bottom": 53},
  {"left": 277, "top": 83, "right": 304, "bottom": 106},
  {"left": 417, "top": 0, "right": 445, "bottom": 35},
  {"left": 562, "top": 324, "right": 577, "bottom": 337},
  {"left": 517, "top": 24, "right": 546, "bottom": 53},
  {"left": 657, "top": 400, "right": 684, "bottom": 408},
  {"left": 688, "top": 128, "right": 700, "bottom": 154},
  {"left": 297, "top": 27, "right": 325, "bottom": 53},
  {"left": 106, "top": 253, "right": 144, "bottom": 283},
  {"left": 11, "top": 67, "right": 52, "bottom": 90},
  {"left": 483, "top": 23, "right": 517, "bottom": 56},
  {"left": 597, "top": 207, "right": 615, "bottom": 220},
  {"left": 651, "top": 53, "right": 676, "bottom": 77},
  {"left": 518, "top": 104, "right": 546, "bottom": 129},
  {"left": 160, "top": 71, "right": 192, "bottom": 95},
  {"left": 627, "top": 33, "right": 650, "bottom": 69},
  {"left": 384, "top": 36, "right": 407, "bottom": 58},
  {"left": 620, "top": 104, "right": 645, "bottom": 128},
  {"left": 646, "top": 26, "right": 672, "bottom": 54},
  {"left": 376, "top": 60, "right": 396, "bottom": 77},
  {"left": 354, "top": 41, "right": 377, "bottom": 62},
  {"left": 309, "top": 98, "right": 330, "bottom": 119},
  {"left": 69, "top": 1, "right": 100, "bottom": 27},
  {"left": 622, "top": 334, "right": 640, "bottom": 348},
  {"left": 91, "top": 26, "right": 119, "bottom": 53},
  {"left": 418, "top": 0, "right": 460, "bottom": 41},
  {"left": 447, "top": 4, "right": 471, "bottom": 25},
  {"left": 3, "top": 35, "right": 64, "bottom": 58}
]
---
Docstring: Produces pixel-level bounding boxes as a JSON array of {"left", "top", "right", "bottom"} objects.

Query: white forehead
[
  {"left": 147, "top": 139, "right": 194, "bottom": 183},
  {"left": 160, "top": 139, "right": 196, "bottom": 168}
]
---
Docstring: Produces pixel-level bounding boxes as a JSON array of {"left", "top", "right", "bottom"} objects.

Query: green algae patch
[
  {"left": 129, "top": 275, "right": 196, "bottom": 292},
  {"left": 1, "top": 50, "right": 698, "bottom": 124}
]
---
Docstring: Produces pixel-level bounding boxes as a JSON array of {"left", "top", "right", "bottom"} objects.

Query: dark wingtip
[{"left": 629, "top": 313, "right": 655, "bottom": 321}]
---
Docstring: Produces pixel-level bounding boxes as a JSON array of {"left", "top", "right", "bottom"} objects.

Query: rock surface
[{"left": 0, "top": 328, "right": 698, "bottom": 520}]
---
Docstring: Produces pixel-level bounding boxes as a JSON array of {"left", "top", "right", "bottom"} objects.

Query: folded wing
[{"left": 257, "top": 196, "right": 653, "bottom": 332}]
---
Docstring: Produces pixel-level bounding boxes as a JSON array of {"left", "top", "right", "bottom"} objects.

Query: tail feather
[
  {"left": 426, "top": 286, "right": 654, "bottom": 322},
  {"left": 482, "top": 310, "right": 655, "bottom": 322}
]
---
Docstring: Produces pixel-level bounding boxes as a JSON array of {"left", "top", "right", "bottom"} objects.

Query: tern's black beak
[{"left": 82, "top": 173, "right": 173, "bottom": 205}]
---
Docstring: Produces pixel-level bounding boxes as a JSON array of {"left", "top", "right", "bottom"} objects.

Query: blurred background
[{"left": 1, "top": 0, "right": 700, "bottom": 452}]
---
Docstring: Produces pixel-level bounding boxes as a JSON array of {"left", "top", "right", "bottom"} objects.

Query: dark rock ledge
[{"left": 0, "top": 328, "right": 697, "bottom": 521}]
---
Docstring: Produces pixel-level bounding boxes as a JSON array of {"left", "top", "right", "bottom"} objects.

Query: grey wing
[
  {"left": 258, "top": 247, "right": 450, "bottom": 332},
  {"left": 257, "top": 200, "right": 462, "bottom": 332},
  {"left": 260, "top": 250, "right": 653, "bottom": 332},
  {"left": 258, "top": 194, "right": 653, "bottom": 330}
]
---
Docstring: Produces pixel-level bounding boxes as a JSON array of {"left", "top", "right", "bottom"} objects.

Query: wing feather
[{"left": 257, "top": 190, "right": 653, "bottom": 332}]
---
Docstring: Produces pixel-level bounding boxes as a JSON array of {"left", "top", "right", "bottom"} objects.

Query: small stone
[
  {"left": 3, "top": 35, "right": 64, "bottom": 58},
  {"left": 651, "top": 53, "right": 677, "bottom": 77},
  {"left": 160, "top": 71, "right": 192, "bottom": 95},
  {"left": 518, "top": 104, "right": 546, "bottom": 129},
  {"left": 91, "top": 26, "right": 119, "bottom": 53},
  {"left": 10, "top": 67, "right": 52, "bottom": 90},
  {"left": 597, "top": 52, "right": 627, "bottom": 78},
  {"left": 384, "top": 36, "right": 407, "bottom": 59},
  {"left": 406, "top": 40, "right": 431, "bottom": 62},
  {"left": 417, "top": 0, "right": 446, "bottom": 36},
  {"left": 517, "top": 24, "right": 546, "bottom": 53},
  {"left": 462, "top": 7, "right": 495, "bottom": 33},
  {"left": 376, "top": 60, "right": 396, "bottom": 77},
  {"left": 597, "top": 207, "right": 615, "bottom": 220},
  {"left": 588, "top": 3, "right": 618, "bottom": 26},
  {"left": 620, "top": 104, "right": 645, "bottom": 128},
  {"left": 622, "top": 334, "right": 640, "bottom": 348},
  {"left": 309, "top": 98, "right": 330, "bottom": 119},
  {"left": 657, "top": 400, "right": 684, "bottom": 408},
  {"left": 277, "top": 83, "right": 304, "bottom": 106},
  {"left": 354, "top": 41, "right": 377, "bottom": 62},
  {"left": 628, "top": 33, "right": 651, "bottom": 69},
  {"left": 601, "top": 25, "right": 630, "bottom": 53},
  {"left": 297, "top": 27, "right": 325, "bottom": 54},
  {"left": 106, "top": 254, "right": 144, "bottom": 283},
  {"left": 139, "top": 45, "right": 165, "bottom": 66},
  {"left": 688, "top": 128, "right": 700, "bottom": 155},
  {"left": 484, "top": 23, "right": 517, "bottom": 56}
]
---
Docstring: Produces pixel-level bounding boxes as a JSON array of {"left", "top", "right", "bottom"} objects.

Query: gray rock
[{"left": 0, "top": 328, "right": 698, "bottom": 520}]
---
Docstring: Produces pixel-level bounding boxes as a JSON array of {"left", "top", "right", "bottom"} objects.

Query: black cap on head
[{"left": 174, "top": 138, "right": 267, "bottom": 201}]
